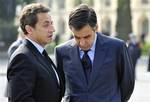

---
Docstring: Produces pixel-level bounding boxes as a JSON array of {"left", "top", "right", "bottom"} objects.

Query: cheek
[
  {"left": 87, "top": 38, "right": 93, "bottom": 46},
  {"left": 45, "top": 28, "right": 50, "bottom": 32},
  {"left": 38, "top": 28, "right": 47, "bottom": 33},
  {"left": 37, "top": 35, "right": 43, "bottom": 41},
  {"left": 87, "top": 38, "right": 92, "bottom": 43},
  {"left": 75, "top": 39, "right": 79, "bottom": 44},
  {"left": 38, "top": 34, "right": 46, "bottom": 41}
]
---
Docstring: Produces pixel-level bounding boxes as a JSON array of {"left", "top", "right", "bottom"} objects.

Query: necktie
[
  {"left": 81, "top": 50, "right": 92, "bottom": 84},
  {"left": 42, "top": 50, "right": 56, "bottom": 69},
  {"left": 42, "top": 50, "right": 60, "bottom": 84}
]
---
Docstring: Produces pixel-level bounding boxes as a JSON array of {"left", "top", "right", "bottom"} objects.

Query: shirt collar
[
  {"left": 26, "top": 38, "right": 44, "bottom": 54},
  {"left": 90, "top": 33, "right": 97, "bottom": 53}
]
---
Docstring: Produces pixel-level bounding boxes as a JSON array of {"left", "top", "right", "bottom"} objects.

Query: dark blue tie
[
  {"left": 81, "top": 50, "right": 92, "bottom": 84},
  {"left": 42, "top": 50, "right": 60, "bottom": 85},
  {"left": 42, "top": 50, "right": 57, "bottom": 69}
]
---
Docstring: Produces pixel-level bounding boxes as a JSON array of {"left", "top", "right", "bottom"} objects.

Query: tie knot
[
  {"left": 42, "top": 50, "right": 48, "bottom": 57},
  {"left": 83, "top": 50, "right": 90, "bottom": 54}
]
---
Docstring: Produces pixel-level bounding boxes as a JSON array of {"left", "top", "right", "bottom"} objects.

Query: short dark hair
[
  {"left": 69, "top": 4, "right": 97, "bottom": 30},
  {"left": 19, "top": 3, "right": 50, "bottom": 34}
]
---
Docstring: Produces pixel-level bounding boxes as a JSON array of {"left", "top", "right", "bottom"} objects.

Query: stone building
[{"left": 37, "top": 0, "right": 150, "bottom": 41}]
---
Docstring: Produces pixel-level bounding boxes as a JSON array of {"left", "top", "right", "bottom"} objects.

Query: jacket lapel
[
  {"left": 70, "top": 41, "right": 88, "bottom": 87},
  {"left": 24, "top": 39, "right": 60, "bottom": 86},
  {"left": 89, "top": 34, "right": 109, "bottom": 87}
]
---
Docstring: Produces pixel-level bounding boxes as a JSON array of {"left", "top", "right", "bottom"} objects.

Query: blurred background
[{"left": 0, "top": 0, "right": 150, "bottom": 102}]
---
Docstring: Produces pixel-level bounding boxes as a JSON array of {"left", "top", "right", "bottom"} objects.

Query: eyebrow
[
  {"left": 74, "top": 34, "right": 90, "bottom": 39},
  {"left": 41, "top": 20, "right": 53, "bottom": 25},
  {"left": 43, "top": 20, "right": 50, "bottom": 24}
]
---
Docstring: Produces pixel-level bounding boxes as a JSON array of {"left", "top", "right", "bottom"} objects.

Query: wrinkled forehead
[
  {"left": 71, "top": 26, "right": 95, "bottom": 38},
  {"left": 37, "top": 12, "right": 52, "bottom": 23}
]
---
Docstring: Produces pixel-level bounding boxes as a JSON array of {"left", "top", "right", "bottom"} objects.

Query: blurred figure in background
[
  {"left": 148, "top": 51, "right": 150, "bottom": 71},
  {"left": 141, "top": 33, "right": 146, "bottom": 45},
  {"left": 54, "top": 33, "right": 60, "bottom": 46},
  {"left": 7, "top": 27, "right": 25, "bottom": 57},
  {"left": 127, "top": 33, "right": 141, "bottom": 77},
  {"left": 69, "top": 34, "right": 74, "bottom": 40}
]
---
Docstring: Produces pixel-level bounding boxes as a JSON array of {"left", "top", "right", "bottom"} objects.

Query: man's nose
[
  {"left": 49, "top": 25, "right": 55, "bottom": 32},
  {"left": 79, "top": 39, "right": 86, "bottom": 46}
]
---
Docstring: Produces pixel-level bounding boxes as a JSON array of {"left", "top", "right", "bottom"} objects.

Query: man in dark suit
[
  {"left": 55, "top": 4, "right": 134, "bottom": 102},
  {"left": 7, "top": 3, "right": 65, "bottom": 102},
  {"left": 127, "top": 34, "right": 141, "bottom": 69},
  {"left": 148, "top": 52, "right": 150, "bottom": 71}
]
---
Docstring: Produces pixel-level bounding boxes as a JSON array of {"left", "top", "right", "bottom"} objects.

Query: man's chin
[
  {"left": 47, "top": 40, "right": 53, "bottom": 44},
  {"left": 47, "top": 39, "right": 53, "bottom": 44},
  {"left": 80, "top": 48, "right": 88, "bottom": 51}
]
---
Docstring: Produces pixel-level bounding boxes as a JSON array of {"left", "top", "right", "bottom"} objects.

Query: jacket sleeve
[
  {"left": 7, "top": 54, "right": 36, "bottom": 102},
  {"left": 118, "top": 43, "right": 135, "bottom": 102},
  {"left": 55, "top": 47, "right": 65, "bottom": 97}
]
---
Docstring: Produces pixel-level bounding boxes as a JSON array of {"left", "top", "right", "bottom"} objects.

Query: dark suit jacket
[
  {"left": 7, "top": 39, "right": 65, "bottom": 102},
  {"left": 5, "top": 39, "right": 23, "bottom": 97},
  {"left": 55, "top": 33, "right": 134, "bottom": 102}
]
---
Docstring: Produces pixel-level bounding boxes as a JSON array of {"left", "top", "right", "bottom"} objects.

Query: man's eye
[
  {"left": 43, "top": 24, "right": 49, "bottom": 27},
  {"left": 75, "top": 37, "right": 80, "bottom": 40},
  {"left": 84, "top": 36, "right": 89, "bottom": 38}
]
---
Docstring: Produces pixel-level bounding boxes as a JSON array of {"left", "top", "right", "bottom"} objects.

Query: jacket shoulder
[
  {"left": 56, "top": 39, "right": 75, "bottom": 49},
  {"left": 99, "top": 34, "right": 125, "bottom": 47}
]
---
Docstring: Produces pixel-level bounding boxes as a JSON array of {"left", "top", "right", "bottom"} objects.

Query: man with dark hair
[
  {"left": 7, "top": 3, "right": 65, "bottom": 102},
  {"left": 55, "top": 4, "right": 134, "bottom": 102}
]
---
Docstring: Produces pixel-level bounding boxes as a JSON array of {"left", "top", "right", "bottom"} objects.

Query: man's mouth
[{"left": 48, "top": 34, "right": 53, "bottom": 38}]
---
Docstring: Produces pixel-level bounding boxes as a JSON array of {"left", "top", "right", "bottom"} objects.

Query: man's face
[
  {"left": 71, "top": 25, "right": 96, "bottom": 51},
  {"left": 30, "top": 12, "right": 55, "bottom": 47}
]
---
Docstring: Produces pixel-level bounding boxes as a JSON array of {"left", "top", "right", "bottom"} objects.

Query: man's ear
[
  {"left": 95, "top": 24, "right": 98, "bottom": 32},
  {"left": 93, "top": 24, "right": 98, "bottom": 32},
  {"left": 25, "top": 25, "right": 33, "bottom": 34}
]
